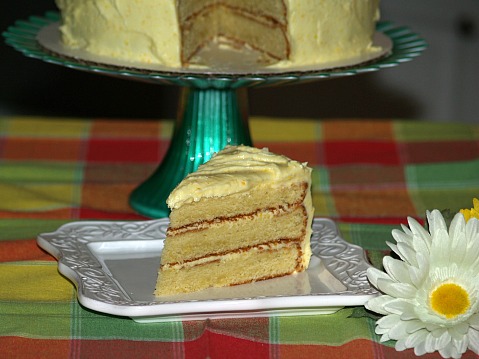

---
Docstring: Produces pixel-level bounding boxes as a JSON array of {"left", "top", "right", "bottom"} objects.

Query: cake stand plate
[{"left": 4, "top": 12, "right": 427, "bottom": 217}]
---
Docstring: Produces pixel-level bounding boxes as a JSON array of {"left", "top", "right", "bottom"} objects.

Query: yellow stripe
[
  {"left": 250, "top": 117, "right": 318, "bottom": 141},
  {"left": 9, "top": 116, "right": 88, "bottom": 137},
  {"left": 0, "top": 183, "right": 78, "bottom": 211},
  {"left": 0, "top": 263, "right": 73, "bottom": 301}
]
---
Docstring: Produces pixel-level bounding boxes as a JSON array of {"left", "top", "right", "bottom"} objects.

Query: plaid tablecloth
[{"left": 1, "top": 116, "right": 479, "bottom": 358}]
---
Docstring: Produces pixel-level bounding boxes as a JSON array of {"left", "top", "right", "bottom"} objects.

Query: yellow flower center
[
  {"left": 430, "top": 283, "right": 470, "bottom": 319},
  {"left": 460, "top": 198, "right": 479, "bottom": 222}
]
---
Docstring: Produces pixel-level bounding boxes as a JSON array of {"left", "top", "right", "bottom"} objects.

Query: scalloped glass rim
[{"left": 4, "top": 11, "right": 427, "bottom": 87}]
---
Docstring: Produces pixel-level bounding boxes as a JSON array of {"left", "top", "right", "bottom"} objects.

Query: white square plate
[{"left": 37, "top": 218, "right": 378, "bottom": 322}]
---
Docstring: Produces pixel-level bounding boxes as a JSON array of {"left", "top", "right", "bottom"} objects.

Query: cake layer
[
  {"left": 169, "top": 181, "right": 308, "bottom": 229},
  {"left": 162, "top": 204, "right": 307, "bottom": 265},
  {"left": 181, "top": 4, "right": 289, "bottom": 65},
  {"left": 155, "top": 241, "right": 303, "bottom": 296},
  {"left": 177, "top": 0, "right": 287, "bottom": 24}
]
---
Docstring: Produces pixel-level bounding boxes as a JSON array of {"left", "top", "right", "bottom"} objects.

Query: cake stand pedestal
[
  {"left": 4, "top": 12, "right": 426, "bottom": 217},
  {"left": 130, "top": 86, "right": 251, "bottom": 217}
]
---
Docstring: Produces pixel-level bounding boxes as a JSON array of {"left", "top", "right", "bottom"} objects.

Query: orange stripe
[
  {"left": 278, "top": 339, "right": 374, "bottom": 359},
  {"left": 0, "top": 209, "right": 73, "bottom": 219},
  {"left": 275, "top": 339, "right": 448, "bottom": 359},
  {"left": 0, "top": 337, "right": 70, "bottom": 359},
  {"left": 0, "top": 239, "right": 54, "bottom": 262}
]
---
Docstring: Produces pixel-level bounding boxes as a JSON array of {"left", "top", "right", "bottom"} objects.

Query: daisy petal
[
  {"left": 412, "top": 237, "right": 430, "bottom": 261},
  {"left": 404, "top": 320, "right": 428, "bottom": 334},
  {"left": 450, "top": 321, "right": 470, "bottom": 338},
  {"left": 405, "top": 329, "right": 429, "bottom": 349},
  {"left": 453, "top": 337, "right": 468, "bottom": 357},
  {"left": 449, "top": 212, "right": 465, "bottom": 238},
  {"left": 467, "top": 328, "right": 479, "bottom": 354},
  {"left": 377, "top": 278, "right": 416, "bottom": 299},
  {"left": 376, "top": 326, "right": 391, "bottom": 335},
  {"left": 466, "top": 218, "right": 479, "bottom": 244},
  {"left": 396, "top": 242, "right": 418, "bottom": 267},
  {"left": 408, "top": 216, "right": 432, "bottom": 250},
  {"left": 366, "top": 267, "right": 391, "bottom": 288},
  {"left": 463, "top": 243, "right": 479, "bottom": 269},
  {"left": 377, "top": 314, "right": 401, "bottom": 329},
  {"left": 395, "top": 337, "right": 408, "bottom": 351},
  {"left": 383, "top": 256, "right": 412, "bottom": 284},
  {"left": 436, "top": 330, "right": 452, "bottom": 350},
  {"left": 451, "top": 237, "right": 468, "bottom": 267},
  {"left": 469, "top": 314, "right": 479, "bottom": 330},
  {"left": 388, "top": 319, "right": 413, "bottom": 340},
  {"left": 429, "top": 229, "right": 453, "bottom": 266},
  {"left": 383, "top": 299, "right": 416, "bottom": 317},
  {"left": 425, "top": 328, "right": 447, "bottom": 351},
  {"left": 414, "top": 339, "right": 429, "bottom": 356},
  {"left": 392, "top": 229, "right": 412, "bottom": 245},
  {"left": 438, "top": 345, "right": 457, "bottom": 359},
  {"left": 379, "top": 332, "right": 391, "bottom": 343},
  {"left": 427, "top": 209, "right": 448, "bottom": 239},
  {"left": 386, "top": 242, "right": 403, "bottom": 261},
  {"left": 365, "top": 295, "right": 396, "bottom": 315}
]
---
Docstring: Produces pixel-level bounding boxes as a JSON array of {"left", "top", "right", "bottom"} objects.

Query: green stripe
[
  {"left": 395, "top": 121, "right": 478, "bottom": 141},
  {"left": 277, "top": 308, "right": 374, "bottom": 344},
  {"left": 0, "top": 219, "right": 71, "bottom": 241},
  {"left": 0, "top": 301, "right": 74, "bottom": 339},
  {"left": 312, "top": 166, "right": 338, "bottom": 217},
  {"left": 406, "top": 159, "right": 479, "bottom": 189},
  {"left": 342, "top": 223, "right": 399, "bottom": 250},
  {"left": 0, "top": 161, "right": 80, "bottom": 183},
  {"left": 269, "top": 315, "right": 280, "bottom": 344},
  {"left": 71, "top": 301, "right": 185, "bottom": 341},
  {"left": 406, "top": 159, "right": 479, "bottom": 214}
]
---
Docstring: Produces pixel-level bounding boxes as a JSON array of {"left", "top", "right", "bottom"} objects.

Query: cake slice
[{"left": 154, "top": 145, "right": 313, "bottom": 296}]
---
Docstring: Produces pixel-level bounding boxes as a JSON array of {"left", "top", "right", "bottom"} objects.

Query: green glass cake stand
[{"left": 4, "top": 12, "right": 426, "bottom": 218}]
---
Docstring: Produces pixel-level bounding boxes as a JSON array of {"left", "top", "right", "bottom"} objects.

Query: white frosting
[
  {"left": 56, "top": 0, "right": 181, "bottom": 66},
  {"left": 167, "top": 145, "right": 311, "bottom": 209},
  {"left": 274, "top": 0, "right": 381, "bottom": 68},
  {"left": 56, "top": 0, "right": 381, "bottom": 68}
]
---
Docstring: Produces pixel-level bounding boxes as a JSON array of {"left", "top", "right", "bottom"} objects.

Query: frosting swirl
[{"left": 167, "top": 145, "right": 311, "bottom": 209}]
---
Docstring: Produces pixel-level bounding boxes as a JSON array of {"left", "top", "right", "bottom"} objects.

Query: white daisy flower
[{"left": 366, "top": 209, "right": 479, "bottom": 358}]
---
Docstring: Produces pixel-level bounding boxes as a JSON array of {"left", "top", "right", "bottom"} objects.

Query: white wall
[{"left": 377, "top": 0, "right": 479, "bottom": 123}]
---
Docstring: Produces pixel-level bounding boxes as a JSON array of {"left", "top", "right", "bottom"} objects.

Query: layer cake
[
  {"left": 55, "top": 0, "right": 382, "bottom": 68},
  {"left": 154, "top": 145, "right": 313, "bottom": 296}
]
